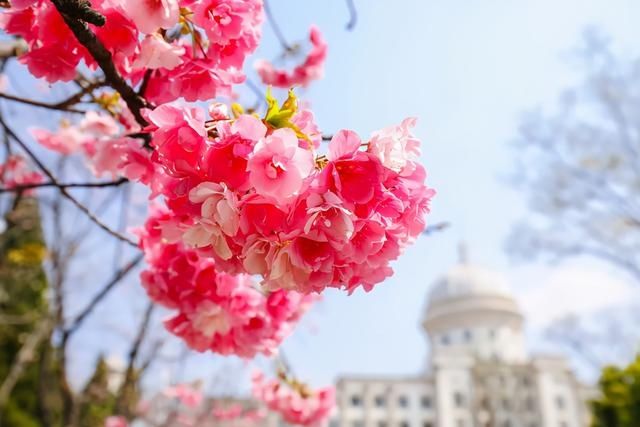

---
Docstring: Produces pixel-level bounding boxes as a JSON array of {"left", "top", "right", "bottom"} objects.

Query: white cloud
[{"left": 514, "top": 265, "right": 637, "bottom": 328}]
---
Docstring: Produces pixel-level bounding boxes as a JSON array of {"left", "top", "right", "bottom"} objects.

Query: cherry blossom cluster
[
  {"left": 0, "top": 0, "right": 263, "bottom": 101},
  {"left": 137, "top": 206, "right": 316, "bottom": 357},
  {"left": 255, "top": 26, "right": 328, "bottom": 88},
  {"left": 106, "top": 383, "right": 268, "bottom": 427},
  {"left": 252, "top": 370, "right": 335, "bottom": 427},
  {"left": 212, "top": 403, "right": 266, "bottom": 422},
  {"left": 30, "top": 109, "right": 164, "bottom": 192},
  {"left": 144, "top": 93, "right": 434, "bottom": 294},
  {"left": 0, "top": 155, "right": 42, "bottom": 193}
]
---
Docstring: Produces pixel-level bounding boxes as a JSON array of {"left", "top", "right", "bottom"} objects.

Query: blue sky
[
  {"left": 244, "top": 0, "right": 640, "bottom": 388},
  {"left": 4, "top": 0, "right": 640, "bottom": 395}
]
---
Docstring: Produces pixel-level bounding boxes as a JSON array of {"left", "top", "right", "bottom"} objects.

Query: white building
[{"left": 334, "top": 260, "right": 596, "bottom": 427}]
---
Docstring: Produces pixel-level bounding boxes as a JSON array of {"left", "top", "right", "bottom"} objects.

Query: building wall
[{"left": 335, "top": 360, "right": 592, "bottom": 427}]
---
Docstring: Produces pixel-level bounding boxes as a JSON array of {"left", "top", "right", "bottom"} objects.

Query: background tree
[
  {"left": 508, "top": 30, "right": 640, "bottom": 283},
  {"left": 590, "top": 355, "right": 640, "bottom": 427},
  {"left": 0, "top": 196, "right": 61, "bottom": 426}
]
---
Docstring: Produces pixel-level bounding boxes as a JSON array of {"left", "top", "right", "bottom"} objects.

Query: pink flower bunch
[
  {"left": 255, "top": 26, "right": 328, "bottom": 88},
  {"left": 252, "top": 371, "right": 335, "bottom": 427},
  {"left": 163, "top": 383, "right": 203, "bottom": 408},
  {"left": 212, "top": 404, "right": 266, "bottom": 424},
  {"left": 0, "top": 155, "right": 43, "bottom": 193},
  {"left": 137, "top": 206, "right": 316, "bottom": 357},
  {"left": 1, "top": 0, "right": 263, "bottom": 102},
  {"left": 144, "top": 96, "right": 434, "bottom": 294},
  {"left": 104, "top": 416, "right": 128, "bottom": 427},
  {"left": 31, "top": 111, "right": 160, "bottom": 192}
]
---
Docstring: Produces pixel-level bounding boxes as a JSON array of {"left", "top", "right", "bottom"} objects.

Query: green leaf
[{"left": 263, "top": 88, "right": 311, "bottom": 143}]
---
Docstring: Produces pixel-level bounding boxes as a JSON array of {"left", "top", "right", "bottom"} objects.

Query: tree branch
[
  {"left": 263, "top": 0, "right": 294, "bottom": 52},
  {"left": 0, "top": 177, "right": 129, "bottom": 193},
  {"left": 63, "top": 254, "right": 143, "bottom": 337},
  {"left": 49, "top": 0, "right": 149, "bottom": 127},
  {"left": 114, "top": 301, "right": 155, "bottom": 416},
  {"left": 345, "top": 0, "right": 358, "bottom": 31}
]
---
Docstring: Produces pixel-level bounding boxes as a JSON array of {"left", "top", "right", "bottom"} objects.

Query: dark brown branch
[
  {"left": 0, "top": 92, "right": 86, "bottom": 114},
  {"left": 0, "top": 117, "right": 138, "bottom": 247},
  {"left": 49, "top": 0, "right": 149, "bottom": 127},
  {"left": 264, "top": 0, "right": 294, "bottom": 52},
  {"left": 0, "top": 177, "right": 128, "bottom": 193},
  {"left": 63, "top": 254, "right": 144, "bottom": 337},
  {"left": 114, "top": 302, "right": 155, "bottom": 416},
  {"left": 345, "top": 0, "right": 358, "bottom": 30},
  {"left": 422, "top": 221, "right": 450, "bottom": 235},
  {"left": 0, "top": 38, "right": 28, "bottom": 59}
]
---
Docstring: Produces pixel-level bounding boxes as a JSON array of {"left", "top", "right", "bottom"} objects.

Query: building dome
[
  {"left": 423, "top": 258, "right": 526, "bottom": 363},
  {"left": 427, "top": 263, "right": 513, "bottom": 307}
]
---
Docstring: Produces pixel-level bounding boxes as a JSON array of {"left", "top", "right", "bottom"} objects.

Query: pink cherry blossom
[
  {"left": 0, "top": 155, "right": 43, "bottom": 193},
  {"left": 122, "top": 0, "right": 179, "bottom": 34},
  {"left": 247, "top": 128, "right": 314, "bottom": 202},
  {"left": 255, "top": 26, "right": 327, "bottom": 88},
  {"left": 138, "top": 207, "right": 316, "bottom": 357},
  {"left": 368, "top": 117, "right": 421, "bottom": 175},
  {"left": 252, "top": 371, "right": 335, "bottom": 427},
  {"left": 104, "top": 416, "right": 128, "bottom": 427},
  {"left": 164, "top": 384, "right": 203, "bottom": 408},
  {"left": 133, "top": 34, "right": 185, "bottom": 70},
  {"left": 31, "top": 125, "right": 85, "bottom": 155}
]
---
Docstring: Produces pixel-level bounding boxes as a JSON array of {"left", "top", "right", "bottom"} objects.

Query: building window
[
  {"left": 463, "top": 329, "right": 472, "bottom": 341},
  {"left": 522, "top": 376, "right": 531, "bottom": 387},
  {"left": 351, "top": 395, "right": 362, "bottom": 407},
  {"left": 441, "top": 334, "right": 450, "bottom": 345},
  {"left": 555, "top": 396, "right": 565, "bottom": 410},
  {"left": 374, "top": 395, "right": 386, "bottom": 407},
  {"left": 502, "top": 398, "right": 510, "bottom": 411},
  {"left": 454, "top": 392, "right": 465, "bottom": 408},
  {"left": 525, "top": 397, "right": 536, "bottom": 412},
  {"left": 420, "top": 395, "right": 432, "bottom": 408},
  {"left": 398, "top": 395, "right": 409, "bottom": 408}
]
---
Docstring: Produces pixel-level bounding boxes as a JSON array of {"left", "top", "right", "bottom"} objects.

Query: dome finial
[{"left": 458, "top": 242, "right": 468, "bottom": 264}]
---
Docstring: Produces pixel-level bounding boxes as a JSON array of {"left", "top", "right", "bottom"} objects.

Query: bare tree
[{"left": 508, "top": 29, "right": 640, "bottom": 283}]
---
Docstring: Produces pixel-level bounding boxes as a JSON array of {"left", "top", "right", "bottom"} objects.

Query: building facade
[{"left": 335, "top": 261, "right": 596, "bottom": 427}]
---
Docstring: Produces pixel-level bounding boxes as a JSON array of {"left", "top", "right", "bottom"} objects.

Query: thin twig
[
  {"left": 345, "top": 0, "right": 358, "bottom": 30},
  {"left": 422, "top": 222, "right": 450, "bottom": 235},
  {"left": 263, "top": 0, "right": 293, "bottom": 52},
  {"left": 0, "top": 177, "right": 129, "bottom": 193},
  {"left": 114, "top": 301, "right": 155, "bottom": 416},
  {"left": 0, "top": 92, "right": 86, "bottom": 114},
  {"left": 63, "top": 254, "right": 144, "bottom": 337}
]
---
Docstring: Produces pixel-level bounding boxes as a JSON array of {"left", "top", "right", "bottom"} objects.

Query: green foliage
[
  {"left": 0, "top": 197, "right": 53, "bottom": 426},
  {"left": 591, "top": 355, "right": 640, "bottom": 427}
]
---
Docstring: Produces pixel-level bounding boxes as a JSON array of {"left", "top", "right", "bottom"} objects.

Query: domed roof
[{"left": 427, "top": 263, "right": 513, "bottom": 305}]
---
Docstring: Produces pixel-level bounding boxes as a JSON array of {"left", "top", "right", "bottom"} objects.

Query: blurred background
[{"left": 1, "top": 0, "right": 640, "bottom": 426}]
